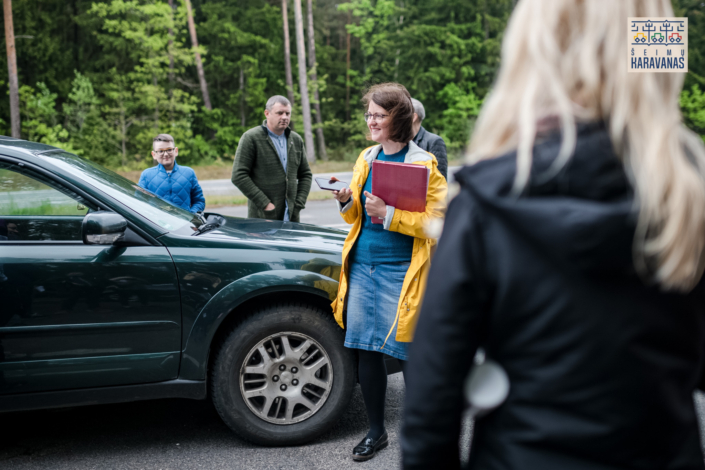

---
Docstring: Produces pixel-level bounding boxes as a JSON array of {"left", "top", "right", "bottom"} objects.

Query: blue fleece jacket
[{"left": 138, "top": 162, "right": 206, "bottom": 213}]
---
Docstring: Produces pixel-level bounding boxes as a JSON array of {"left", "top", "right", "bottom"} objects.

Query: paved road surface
[
  {"left": 2, "top": 383, "right": 704, "bottom": 469},
  {"left": 216, "top": 199, "right": 348, "bottom": 230},
  {"left": 212, "top": 164, "right": 463, "bottom": 230},
  {"left": 0, "top": 374, "right": 472, "bottom": 470},
  {"left": 201, "top": 166, "right": 461, "bottom": 197},
  {"left": 8, "top": 164, "right": 705, "bottom": 469}
]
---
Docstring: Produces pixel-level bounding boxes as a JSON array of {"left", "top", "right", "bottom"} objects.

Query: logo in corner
[{"left": 629, "top": 17, "right": 688, "bottom": 73}]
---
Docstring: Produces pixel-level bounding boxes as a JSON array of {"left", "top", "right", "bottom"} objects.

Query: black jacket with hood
[{"left": 401, "top": 122, "right": 705, "bottom": 470}]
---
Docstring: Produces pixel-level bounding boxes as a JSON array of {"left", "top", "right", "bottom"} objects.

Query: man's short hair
[
  {"left": 153, "top": 133, "right": 175, "bottom": 149},
  {"left": 265, "top": 95, "right": 291, "bottom": 111},
  {"left": 411, "top": 98, "right": 425, "bottom": 122}
]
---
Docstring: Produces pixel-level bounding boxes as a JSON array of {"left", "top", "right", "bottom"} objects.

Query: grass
[
  {"left": 119, "top": 158, "right": 466, "bottom": 184},
  {"left": 120, "top": 154, "right": 468, "bottom": 208},
  {"left": 117, "top": 160, "right": 357, "bottom": 183},
  {"left": 0, "top": 199, "right": 88, "bottom": 216},
  {"left": 205, "top": 190, "right": 334, "bottom": 208}
]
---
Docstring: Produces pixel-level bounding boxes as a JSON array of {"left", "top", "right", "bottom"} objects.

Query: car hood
[{"left": 193, "top": 215, "right": 347, "bottom": 252}]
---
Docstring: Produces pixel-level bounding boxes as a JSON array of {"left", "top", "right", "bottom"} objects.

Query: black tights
[{"left": 357, "top": 350, "right": 406, "bottom": 440}]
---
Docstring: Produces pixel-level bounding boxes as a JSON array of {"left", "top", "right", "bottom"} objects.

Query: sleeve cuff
[
  {"left": 383, "top": 205, "right": 395, "bottom": 230},
  {"left": 338, "top": 197, "right": 354, "bottom": 213}
]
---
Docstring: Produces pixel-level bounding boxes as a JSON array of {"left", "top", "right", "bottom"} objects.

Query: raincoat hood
[{"left": 456, "top": 121, "right": 637, "bottom": 274}]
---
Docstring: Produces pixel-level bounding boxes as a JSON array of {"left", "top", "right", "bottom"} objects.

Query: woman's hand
[
  {"left": 333, "top": 187, "right": 353, "bottom": 204},
  {"left": 364, "top": 191, "right": 387, "bottom": 218}
]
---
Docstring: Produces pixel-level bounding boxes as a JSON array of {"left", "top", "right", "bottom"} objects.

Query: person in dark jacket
[
  {"left": 401, "top": 1, "right": 705, "bottom": 469},
  {"left": 231, "top": 95, "right": 312, "bottom": 222},
  {"left": 138, "top": 134, "right": 205, "bottom": 213},
  {"left": 411, "top": 98, "right": 447, "bottom": 180}
]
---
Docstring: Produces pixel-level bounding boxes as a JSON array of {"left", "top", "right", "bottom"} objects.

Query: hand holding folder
[{"left": 370, "top": 160, "right": 429, "bottom": 224}]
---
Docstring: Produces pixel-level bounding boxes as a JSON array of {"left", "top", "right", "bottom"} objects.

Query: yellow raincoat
[{"left": 331, "top": 141, "right": 447, "bottom": 343}]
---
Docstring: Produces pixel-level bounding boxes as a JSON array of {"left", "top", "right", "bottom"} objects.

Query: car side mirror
[{"left": 82, "top": 211, "right": 127, "bottom": 245}]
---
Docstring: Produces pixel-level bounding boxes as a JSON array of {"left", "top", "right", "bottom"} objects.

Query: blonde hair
[{"left": 468, "top": 0, "right": 705, "bottom": 291}]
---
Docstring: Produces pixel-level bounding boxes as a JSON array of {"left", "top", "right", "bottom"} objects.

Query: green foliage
[
  {"left": 673, "top": 0, "right": 705, "bottom": 88},
  {"left": 19, "top": 82, "right": 77, "bottom": 153},
  {"left": 1, "top": 0, "right": 703, "bottom": 168},
  {"left": 435, "top": 82, "right": 483, "bottom": 149},
  {"left": 681, "top": 85, "right": 705, "bottom": 142},
  {"left": 88, "top": 0, "right": 199, "bottom": 166}
]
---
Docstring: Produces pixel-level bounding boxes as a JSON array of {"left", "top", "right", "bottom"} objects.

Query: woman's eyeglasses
[
  {"left": 154, "top": 148, "right": 176, "bottom": 156},
  {"left": 364, "top": 113, "right": 389, "bottom": 122}
]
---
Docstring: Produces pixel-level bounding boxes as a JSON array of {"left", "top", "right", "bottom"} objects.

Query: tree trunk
[
  {"left": 240, "top": 67, "right": 246, "bottom": 127},
  {"left": 293, "top": 0, "right": 315, "bottom": 163},
  {"left": 120, "top": 108, "right": 127, "bottom": 167},
  {"left": 306, "top": 0, "right": 327, "bottom": 161},
  {"left": 3, "top": 0, "right": 20, "bottom": 138},
  {"left": 167, "top": 0, "right": 175, "bottom": 97},
  {"left": 72, "top": 0, "right": 79, "bottom": 79},
  {"left": 281, "top": 0, "right": 295, "bottom": 108},
  {"left": 394, "top": 13, "right": 404, "bottom": 80},
  {"left": 153, "top": 74, "right": 159, "bottom": 129},
  {"left": 345, "top": 10, "right": 351, "bottom": 122},
  {"left": 185, "top": 0, "right": 212, "bottom": 110}
]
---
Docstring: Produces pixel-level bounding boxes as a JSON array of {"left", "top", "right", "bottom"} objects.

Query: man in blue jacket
[{"left": 138, "top": 134, "right": 206, "bottom": 213}]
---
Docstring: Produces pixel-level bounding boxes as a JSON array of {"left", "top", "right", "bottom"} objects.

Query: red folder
[{"left": 370, "top": 160, "right": 429, "bottom": 224}]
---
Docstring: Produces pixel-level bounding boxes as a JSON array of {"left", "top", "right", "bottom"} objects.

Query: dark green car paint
[
  {"left": 1, "top": 244, "right": 181, "bottom": 394},
  {"left": 0, "top": 137, "right": 345, "bottom": 406}
]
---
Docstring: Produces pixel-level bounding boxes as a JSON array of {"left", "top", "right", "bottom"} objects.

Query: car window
[
  {"left": 0, "top": 164, "right": 92, "bottom": 241},
  {"left": 38, "top": 151, "right": 201, "bottom": 233}
]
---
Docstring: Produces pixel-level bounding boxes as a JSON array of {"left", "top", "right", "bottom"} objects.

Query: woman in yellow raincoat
[{"left": 331, "top": 82, "right": 447, "bottom": 461}]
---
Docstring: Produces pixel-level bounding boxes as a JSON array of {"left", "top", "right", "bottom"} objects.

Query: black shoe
[{"left": 352, "top": 431, "right": 389, "bottom": 462}]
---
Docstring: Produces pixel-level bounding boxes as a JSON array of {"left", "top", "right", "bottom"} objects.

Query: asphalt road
[
  {"left": 200, "top": 166, "right": 461, "bottom": 197},
  {"left": 0, "top": 373, "right": 472, "bottom": 470},
  {"left": 216, "top": 199, "right": 348, "bottom": 230},
  {"left": 201, "top": 171, "right": 356, "bottom": 197},
  {"left": 6, "top": 165, "right": 705, "bottom": 468},
  {"left": 2, "top": 384, "right": 705, "bottom": 469}
]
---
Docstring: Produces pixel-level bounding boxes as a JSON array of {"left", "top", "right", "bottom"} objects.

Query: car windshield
[{"left": 38, "top": 151, "right": 202, "bottom": 232}]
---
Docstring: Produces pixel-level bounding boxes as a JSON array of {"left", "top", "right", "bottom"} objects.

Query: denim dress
[{"left": 344, "top": 146, "right": 414, "bottom": 361}]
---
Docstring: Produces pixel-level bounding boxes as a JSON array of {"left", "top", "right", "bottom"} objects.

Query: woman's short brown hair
[{"left": 362, "top": 82, "right": 414, "bottom": 143}]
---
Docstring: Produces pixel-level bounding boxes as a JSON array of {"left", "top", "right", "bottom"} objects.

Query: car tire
[{"left": 210, "top": 302, "right": 356, "bottom": 446}]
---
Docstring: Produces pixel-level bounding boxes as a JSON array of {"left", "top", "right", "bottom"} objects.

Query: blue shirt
[
  {"left": 267, "top": 127, "right": 290, "bottom": 222},
  {"left": 138, "top": 162, "right": 205, "bottom": 213},
  {"left": 350, "top": 145, "right": 415, "bottom": 265}
]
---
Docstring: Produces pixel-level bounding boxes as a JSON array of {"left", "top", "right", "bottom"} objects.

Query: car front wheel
[{"left": 210, "top": 302, "right": 355, "bottom": 445}]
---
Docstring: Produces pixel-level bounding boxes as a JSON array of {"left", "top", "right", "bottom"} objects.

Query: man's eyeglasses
[
  {"left": 364, "top": 113, "right": 389, "bottom": 122},
  {"left": 154, "top": 148, "right": 176, "bottom": 156}
]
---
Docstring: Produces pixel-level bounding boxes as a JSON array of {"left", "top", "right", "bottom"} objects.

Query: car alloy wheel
[
  {"left": 211, "top": 303, "right": 355, "bottom": 445},
  {"left": 240, "top": 331, "right": 333, "bottom": 424}
]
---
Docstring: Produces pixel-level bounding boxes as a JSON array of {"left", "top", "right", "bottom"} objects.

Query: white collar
[{"left": 362, "top": 141, "right": 432, "bottom": 166}]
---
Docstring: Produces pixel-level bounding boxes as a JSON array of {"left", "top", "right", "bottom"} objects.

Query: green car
[{"left": 0, "top": 137, "right": 393, "bottom": 445}]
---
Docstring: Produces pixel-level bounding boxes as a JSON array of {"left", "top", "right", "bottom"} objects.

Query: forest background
[{"left": 1, "top": 0, "right": 705, "bottom": 177}]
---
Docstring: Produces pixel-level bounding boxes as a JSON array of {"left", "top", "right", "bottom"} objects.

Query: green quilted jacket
[{"left": 231, "top": 122, "right": 312, "bottom": 221}]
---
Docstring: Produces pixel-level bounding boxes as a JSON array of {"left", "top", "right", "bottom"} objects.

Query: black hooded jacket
[{"left": 402, "top": 122, "right": 705, "bottom": 469}]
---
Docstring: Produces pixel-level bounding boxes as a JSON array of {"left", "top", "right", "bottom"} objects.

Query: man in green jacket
[{"left": 231, "top": 95, "right": 312, "bottom": 222}]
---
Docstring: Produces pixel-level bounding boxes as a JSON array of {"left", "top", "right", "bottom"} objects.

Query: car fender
[{"left": 179, "top": 269, "right": 338, "bottom": 380}]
